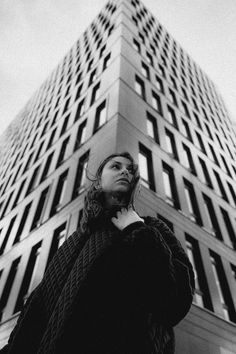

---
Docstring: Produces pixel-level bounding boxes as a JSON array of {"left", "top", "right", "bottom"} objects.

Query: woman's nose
[{"left": 121, "top": 168, "right": 129, "bottom": 176}]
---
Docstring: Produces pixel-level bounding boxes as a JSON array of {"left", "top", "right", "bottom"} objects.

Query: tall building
[{"left": 0, "top": 0, "right": 236, "bottom": 352}]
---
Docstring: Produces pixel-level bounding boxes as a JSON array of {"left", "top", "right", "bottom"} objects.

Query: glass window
[
  {"left": 165, "top": 129, "right": 178, "bottom": 160},
  {"left": 56, "top": 136, "right": 70, "bottom": 167},
  {"left": 157, "top": 64, "right": 165, "bottom": 77},
  {"left": 155, "top": 76, "right": 164, "bottom": 93},
  {"left": 12, "top": 178, "right": 27, "bottom": 208},
  {"left": 146, "top": 51, "right": 153, "bottom": 66},
  {"left": 0, "top": 257, "right": 21, "bottom": 321},
  {"left": 14, "top": 241, "right": 42, "bottom": 313},
  {"left": 40, "top": 151, "right": 54, "bottom": 182},
  {"left": 75, "top": 83, "right": 83, "bottom": 102},
  {"left": 166, "top": 105, "right": 178, "bottom": 128},
  {"left": 139, "top": 152, "right": 148, "bottom": 185},
  {"left": 133, "top": 39, "right": 140, "bottom": 53},
  {"left": 152, "top": 91, "right": 162, "bottom": 115},
  {"left": 31, "top": 186, "right": 50, "bottom": 230},
  {"left": 90, "top": 82, "right": 100, "bottom": 106},
  {"left": 135, "top": 75, "right": 146, "bottom": 99},
  {"left": 227, "top": 181, "right": 236, "bottom": 207},
  {"left": 60, "top": 114, "right": 70, "bottom": 137},
  {"left": 0, "top": 191, "right": 14, "bottom": 218},
  {"left": 162, "top": 162, "right": 179, "bottom": 209},
  {"left": 138, "top": 144, "right": 155, "bottom": 191},
  {"left": 192, "top": 112, "right": 202, "bottom": 129},
  {"left": 93, "top": 100, "right": 107, "bottom": 132},
  {"left": 210, "top": 253, "right": 236, "bottom": 322},
  {"left": 89, "top": 68, "right": 97, "bottom": 86},
  {"left": 198, "top": 157, "right": 212, "bottom": 187},
  {"left": 103, "top": 52, "right": 111, "bottom": 71},
  {"left": 220, "top": 207, "right": 236, "bottom": 250},
  {"left": 185, "top": 235, "right": 213, "bottom": 310},
  {"left": 13, "top": 202, "right": 32, "bottom": 244},
  {"left": 182, "top": 119, "right": 192, "bottom": 141},
  {"left": 195, "top": 131, "right": 206, "bottom": 153},
  {"left": 72, "top": 151, "right": 90, "bottom": 199},
  {"left": 50, "top": 170, "right": 68, "bottom": 216},
  {"left": 202, "top": 193, "right": 222, "bottom": 240},
  {"left": 181, "top": 100, "right": 191, "bottom": 118},
  {"left": 74, "top": 98, "right": 85, "bottom": 122},
  {"left": 213, "top": 170, "right": 229, "bottom": 201},
  {"left": 141, "top": 62, "right": 150, "bottom": 80},
  {"left": 168, "top": 88, "right": 178, "bottom": 107},
  {"left": 26, "top": 165, "right": 41, "bottom": 195},
  {"left": 0, "top": 216, "right": 17, "bottom": 255},
  {"left": 182, "top": 144, "right": 196, "bottom": 174},
  {"left": 34, "top": 140, "right": 45, "bottom": 163},
  {"left": 208, "top": 143, "right": 219, "bottom": 165},
  {"left": 23, "top": 152, "right": 34, "bottom": 173},
  {"left": 74, "top": 120, "right": 87, "bottom": 150},
  {"left": 47, "top": 128, "right": 56, "bottom": 149},
  {"left": 183, "top": 179, "right": 202, "bottom": 225},
  {"left": 146, "top": 112, "right": 159, "bottom": 143},
  {"left": 220, "top": 154, "right": 232, "bottom": 177}
]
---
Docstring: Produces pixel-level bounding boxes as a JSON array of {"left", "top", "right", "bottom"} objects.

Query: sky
[{"left": 0, "top": 0, "right": 236, "bottom": 136}]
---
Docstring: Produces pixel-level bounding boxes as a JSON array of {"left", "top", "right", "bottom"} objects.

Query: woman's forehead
[{"left": 107, "top": 156, "right": 132, "bottom": 166}]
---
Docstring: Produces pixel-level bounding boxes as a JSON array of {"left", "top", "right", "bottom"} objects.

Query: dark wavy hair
[{"left": 79, "top": 152, "right": 140, "bottom": 235}]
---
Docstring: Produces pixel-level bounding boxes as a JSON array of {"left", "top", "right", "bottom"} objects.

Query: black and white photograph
[{"left": 0, "top": 1, "right": 236, "bottom": 353}]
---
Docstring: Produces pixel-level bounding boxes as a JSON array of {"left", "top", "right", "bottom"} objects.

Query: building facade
[{"left": 0, "top": 0, "right": 236, "bottom": 352}]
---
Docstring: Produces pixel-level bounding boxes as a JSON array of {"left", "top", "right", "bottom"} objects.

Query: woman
[{"left": 1, "top": 152, "right": 195, "bottom": 354}]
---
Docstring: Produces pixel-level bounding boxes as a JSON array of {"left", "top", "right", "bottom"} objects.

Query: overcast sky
[{"left": 0, "top": 0, "right": 236, "bottom": 136}]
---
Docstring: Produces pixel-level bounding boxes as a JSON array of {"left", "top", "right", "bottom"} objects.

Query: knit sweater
[{"left": 1, "top": 216, "right": 195, "bottom": 353}]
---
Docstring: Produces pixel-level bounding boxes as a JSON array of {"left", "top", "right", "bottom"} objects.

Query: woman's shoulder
[{"left": 142, "top": 215, "right": 171, "bottom": 231}]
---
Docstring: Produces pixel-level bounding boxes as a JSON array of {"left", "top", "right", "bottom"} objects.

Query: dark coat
[{"left": 1, "top": 216, "right": 195, "bottom": 353}]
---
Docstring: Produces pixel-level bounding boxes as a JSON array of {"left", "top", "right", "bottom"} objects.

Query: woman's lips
[{"left": 116, "top": 178, "right": 130, "bottom": 183}]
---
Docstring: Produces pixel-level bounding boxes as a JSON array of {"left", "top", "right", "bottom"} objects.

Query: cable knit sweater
[{"left": 1, "top": 216, "right": 194, "bottom": 354}]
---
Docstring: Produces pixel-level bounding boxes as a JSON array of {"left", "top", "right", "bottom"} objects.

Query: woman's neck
[{"left": 104, "top": 192, "right": 127, "bottom": 210}]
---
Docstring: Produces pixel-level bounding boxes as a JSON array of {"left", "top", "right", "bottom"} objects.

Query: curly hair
[{"left": 79, "top": 152, "right": 140, "bottom": 235}]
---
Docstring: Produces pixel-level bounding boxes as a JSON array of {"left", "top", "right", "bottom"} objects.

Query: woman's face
[{"left": 100, "top": 156, "right": 134, "bottom": 197}]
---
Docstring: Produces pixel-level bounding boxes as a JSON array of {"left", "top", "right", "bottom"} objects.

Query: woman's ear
[{"left": 94, "top": 178, "right": 101, "bottom": 190}]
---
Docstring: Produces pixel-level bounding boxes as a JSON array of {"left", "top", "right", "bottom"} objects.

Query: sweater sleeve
[{"left": 118, "top": 217, "right": 195, "bottom": 327}]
